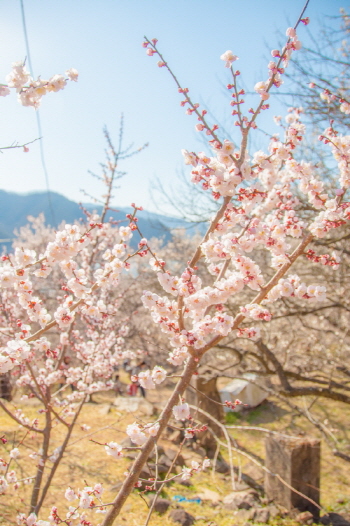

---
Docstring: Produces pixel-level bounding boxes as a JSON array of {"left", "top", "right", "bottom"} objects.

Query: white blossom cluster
[{"left": 0, "top": 61, "right": 78, "bottom": 108}]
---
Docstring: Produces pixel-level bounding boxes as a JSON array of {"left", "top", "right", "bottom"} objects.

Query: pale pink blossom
[
  {"left": 126, "top": 423, "right": 147, "bottom": 445},
  {"left": 145, "top": 422, "right": 160, "bottom": 436},
  {"left": 173, "top": 402, "right": 190, "bottom": 421},
  {"left": 47, "top": 74, "right": 66, "bottom": 92},
  {"left": 220, "top": 50, "right": 239, "bottom": 68},
  {"left": 138, "top": 370, "right": 155, "bottom": 389},
  {"left": 105, "top": 442, "right": 123, "bottom": 459},
  {"left": 286, "top": 27, "right": 296, "bottom": 38},
  {"left": 152, "top": 366, "right": 167, "bottom": 384},
  {"left": 65, "top": 487, "right": 77, "bottom": 501},
  {"left": 0, "top": 86, "right": 10, "bottom": 96},
  {"left": 65, "top": 68, "right": 79, "bottom": 81}
]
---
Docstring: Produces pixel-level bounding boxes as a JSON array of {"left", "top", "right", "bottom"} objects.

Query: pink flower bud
[{"left": 286, "top": 27, "right": 296, "bottom": 38}]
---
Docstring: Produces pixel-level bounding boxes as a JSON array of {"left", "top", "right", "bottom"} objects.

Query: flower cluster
[
  {"left": 181, "top": 458, "right": 211, "bottom": 481},
  {"left": 126, "top": 421, "right": 160, "bottom": 445},
  {"left": 254, "top": 27, "right": 302, "bottom": 101},
  {"left": 1, "top": 62, "right": 78, "bottom": 108},
  {"left": 131, "top": 365, "right": 167, "bottom": 389}
]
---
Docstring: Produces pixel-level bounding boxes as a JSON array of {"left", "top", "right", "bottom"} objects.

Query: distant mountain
[{"left": 0, "top": 190, "right": 202, "bottom": 250}]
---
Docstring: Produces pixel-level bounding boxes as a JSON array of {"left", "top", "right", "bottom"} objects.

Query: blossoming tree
[{"left": 1, "top": 2, "right": 350, "bottom": 525}]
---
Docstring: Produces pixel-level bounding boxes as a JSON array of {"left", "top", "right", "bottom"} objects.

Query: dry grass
[{"left": 0, "top": 387, "right": 350, "bottom": 526}]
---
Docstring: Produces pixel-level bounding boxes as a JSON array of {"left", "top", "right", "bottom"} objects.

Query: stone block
[{"left": 265, "top": 436, "right": 320, "bottom": 519}]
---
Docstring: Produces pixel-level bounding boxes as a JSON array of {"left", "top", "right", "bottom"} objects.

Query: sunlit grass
[{"left": 1, "top": 389, "right": 349, "bottom": 525}]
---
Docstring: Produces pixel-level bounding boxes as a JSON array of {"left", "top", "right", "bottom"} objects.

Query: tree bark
[
  {"left": 186, "top": 369, "right": 224, "bottom": 456},
  {"left": 101, "top": 356, "right": 198, "bottom": 526}
]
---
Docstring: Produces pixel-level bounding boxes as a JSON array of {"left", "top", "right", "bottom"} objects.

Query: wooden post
[{"left": 265, "top": 436, "right": 321, "bottom": 519}]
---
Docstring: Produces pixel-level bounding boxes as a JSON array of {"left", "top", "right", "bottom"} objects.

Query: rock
[
  {"left": 164, "top": 447, "right": 179, "bottom": 460},
  {"left": 168, "top": 429, "right": 183, "bottom": 443},
  {"left": 279, "top": 506, "right": 290, "bottom": 518},
  {"left": 296, "top": 510, "right": 314, "bottom": 524},
  {"left": 213, "top": 459, "right": 230, "bottom": 474},
  {"left": 136, "top": 470, "right": 163, "bottom": 490},
  {"left": 223, "top": 482, "right": 249, "bottom": 493},
  {"left": 157, "top": 452, "right": 183, "bottom": 472},
  {"left": 320, "top": 513, "right": 350, "bottom": 526},
  {"left": 191, "top": 445, "right": 207, "bottom": 458},
  {"left": 113, "top": 397, "right": 154, "bottom": 416},
  {"left": 223, "top": 489, "right": 259, "bottom": 510},
  {"left": 164, "top": 448, "right": 185, "bottom": 466},
  {"left": 196, "top": 488, "right": 221, "bottom": 504},
  {"left": 158, "top": 454, "right": 173, "bottom": 468},
  {"left": 136, "top": 465, "right": 162, "bottom": 489},
  {"left": 139, "top": 466, "right": 151, "bottom": 480},
  {"left": 266, "top": 504, "right": 281, "bottom": 519},
  {"left": 253, "top": 507, "right": 270, "bottom": 523},
  {"left": 148, "top": 497, "right": 171, "bottom": 514},
  {"left": 169, "top": 509, "right": 195, "bottom": 526},
  {"left": 240, "top": 473, "right": 263, "bottom": 493},
  {"left": 233, "top": 509, "right": 254, "bottom": 521},
  {"left": 148, "top": 463, "right": 169, "bottom": 474},
  {"left": 227, "top": 480, "right": 250, "bottom": 492},
  {"left": 233, "top": 506, "right": 270, "bottom": 523},
  {"left": 243, "top": 462, "right": 264, "bottom": 481},
  {"left": 149, "top": 445, "right": 165, "bottom": 459}
]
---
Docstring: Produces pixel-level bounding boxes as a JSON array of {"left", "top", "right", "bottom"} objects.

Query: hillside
[{"left": 0, "top": 190, "right": 199, "bottom": 249}]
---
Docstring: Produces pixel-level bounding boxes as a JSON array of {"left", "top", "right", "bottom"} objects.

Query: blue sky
[{"left": 0, "top": 0, "right": 343, "bottom": 216}]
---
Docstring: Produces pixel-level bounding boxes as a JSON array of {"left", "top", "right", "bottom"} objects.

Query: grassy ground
[{"left": 0, "top": 386, "right": 350, "bottom": 526}]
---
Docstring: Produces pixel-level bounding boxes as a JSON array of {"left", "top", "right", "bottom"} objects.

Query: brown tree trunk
[
  {"left": 186, "top": 369, "right": 224, "bottom": 456},
  {"left": 0, "top": 373, "right": 12, "bottom": 401}
]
